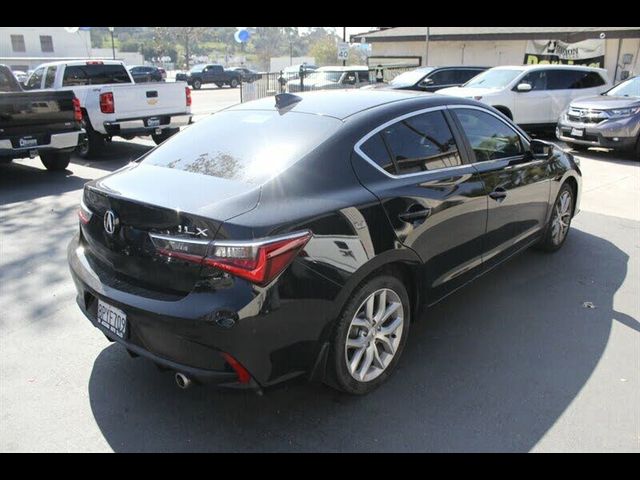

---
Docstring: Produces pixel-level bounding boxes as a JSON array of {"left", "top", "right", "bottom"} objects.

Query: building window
[
  {"left": 11, "top": 35, "right": 26, "bottom": 53},
  {"left": 40, "top": 35, "right": 54, "bottom": 53}
]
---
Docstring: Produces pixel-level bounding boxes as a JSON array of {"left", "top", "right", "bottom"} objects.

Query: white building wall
[
  {"left": 370, "top": 37, "right": 640, "bottom": 82},
  {"left": 0, "top": 27, "right": 92, "bottom": 69}
]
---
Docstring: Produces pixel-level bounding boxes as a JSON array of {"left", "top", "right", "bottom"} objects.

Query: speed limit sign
[{"left": 337, "top": 42, "right": 349, "bottom": 61}]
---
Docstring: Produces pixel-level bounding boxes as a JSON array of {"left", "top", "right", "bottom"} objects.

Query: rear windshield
[
  {"left": 62, "top": 64, "right": 132, "bottom": 86},
  {"left": 141, "top": 110, "right": 342, "bottom": 184}
]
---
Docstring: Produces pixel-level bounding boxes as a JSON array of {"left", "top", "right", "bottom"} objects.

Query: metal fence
[{"left": 240, "top": 65, "right": 417, "bottom": 103}]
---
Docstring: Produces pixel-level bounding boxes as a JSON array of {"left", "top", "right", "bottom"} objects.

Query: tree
[
  {"left": 154, "top": 27, "right": 209, "bottom": 69},
  {"left": 309, "top": 37, "right": 339, "bottom": 66}
]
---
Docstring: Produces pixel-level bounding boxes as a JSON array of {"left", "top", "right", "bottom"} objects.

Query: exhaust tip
[{"left": 175, "top": 372, "right": 192, "bottom": 389}]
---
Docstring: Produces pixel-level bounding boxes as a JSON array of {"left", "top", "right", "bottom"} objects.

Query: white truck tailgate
[{"left": 108, "top": 82, "right": 189, "bottom": 118}]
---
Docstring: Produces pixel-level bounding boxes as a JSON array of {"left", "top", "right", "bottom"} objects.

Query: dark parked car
[
  {"left": 128, "top": 65, "right": 164, "bottom": 83},
  {"left": 0, "top": 64, "right": 83, "bottom": 171},
  {"left": 364, "top": 66, "right": 488, "bottom": 92},
  {"left": 68, "top": 90, "right": 582, "bottom": 395},
  {"left": 232, "top": 67, "right": 262, "bottom": 83},
  {"left": 175, "top": 64, "right": 242, "bottom": 89},
  {"left": 557, "top": 75, "right": 640, "bottom": 157}
]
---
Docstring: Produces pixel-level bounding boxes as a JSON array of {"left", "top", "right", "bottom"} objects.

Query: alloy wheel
[
  {"left": 344, "top": 288, "right": 404, "bottom": 382},
  {"left": 551, "top": 190, "right": 572, "bottom": 245}
]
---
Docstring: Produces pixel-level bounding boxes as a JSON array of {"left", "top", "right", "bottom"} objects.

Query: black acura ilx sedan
[{"left": 68, "top": 89, "right": 582, "bottom": 395}]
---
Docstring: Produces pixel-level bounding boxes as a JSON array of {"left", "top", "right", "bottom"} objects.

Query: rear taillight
[
  {"left": 78, "top": 197, "right": 93, "bottom": 225},
  {"left": 185, "top": 86, "right": 192, "bottom": 107},
  {"left": 149, "top": 230, "right": 312, "bottom": 286},
  {"left": 99, "top": 92, "right": 114, "bottom": 114},
  {"left": 72, "top": 97, "right": 82, "bottom": 122}
]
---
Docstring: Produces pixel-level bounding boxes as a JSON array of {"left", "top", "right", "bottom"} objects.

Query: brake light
[
  {"left": 185, "top": 86, "right": 192, "bottom": 107},
  {"left": 86, "top": 61, "right": 104, "bottom": 65},
  {"left": 149, "top": 230, "right": 312, "bottom": 286},
  {"left": 72, "top": 97, "right": 82, "bottom": 122},
  {"left": 78, "top": 197, "right": 93, "bottom": 225},
  {"left": 99, "top": 92, "right": 114, "bottom": 114}
]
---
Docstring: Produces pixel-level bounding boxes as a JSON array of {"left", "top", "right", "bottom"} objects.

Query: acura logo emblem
[{"left": 103, "top": 210, "right": 119, "bottom": 235}]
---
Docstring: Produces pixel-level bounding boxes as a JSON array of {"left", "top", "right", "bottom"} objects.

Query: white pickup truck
[{"left": 24, "top": 60, "right": 192, "bottom": 157}]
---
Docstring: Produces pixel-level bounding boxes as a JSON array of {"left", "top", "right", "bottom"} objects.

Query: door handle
[
  {"left": 398, "top": 207, "right": 431, "bottom": 224},
  {"left": 489, "top": 187, "right": 508, "bottom": 202}
]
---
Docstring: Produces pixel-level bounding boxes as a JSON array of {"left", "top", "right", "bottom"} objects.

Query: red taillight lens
[
  {"left": 220, "top": 352, "right": 251, "bottom": 384},
  {"left": 185, "top": 86, "right": 192, "bottom": 107},
  {"left": 72, "top": 97, "right": 82, "bottom": 122},
  {"left": 150, "top": 230, "right": 312, "bottom": 286},
  {"left": 99, "top": 92, "right": 114, "bottom": 114},
  {"left": 78, "top": 198, "right": 93, "bottom": 225}
]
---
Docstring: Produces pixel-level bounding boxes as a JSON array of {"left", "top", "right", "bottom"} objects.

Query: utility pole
[
  {"left": 108, "top": 27, "right": 115, "bottom": 60},
  {"left": 342, "top": 27, "right": 347, "bottom": 66},
  {"left": 425, "top": 26, "right": 430, "bottom": 66}
]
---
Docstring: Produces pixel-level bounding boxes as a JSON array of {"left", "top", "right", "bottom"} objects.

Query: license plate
[
  {"left": 19, "top": 137, "right": 38, "bottom": 148},
  {"left": 97, "top": 300, "right": 127, "bottom": 339},
  {"left": 147, "top": 117, "right": 160, "bottom": 127},
  {"left": 570, "top": 128, "right": 584, "bottom": 138}
]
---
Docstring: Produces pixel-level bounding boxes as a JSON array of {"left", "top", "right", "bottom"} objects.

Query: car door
[
  {"left": 513, "top": 69, "right": 553, "bottom": 124},
  {"left": 547, "top": 69, "right": 608, "bottom": 120},
  {"left": 352, "top": 107, "right": 488, "bottom": 304},
  {"left": 449, "top": 106, "right": 552, "bottom": 271}
]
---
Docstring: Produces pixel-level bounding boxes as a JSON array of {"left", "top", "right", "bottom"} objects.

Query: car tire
[
  {"left": 76, "top": 123, "right": 105, "bottom": 159},
  {"left": 152, "top": 128, "right": 179, "bottom": 145},
  {"left": 192, "top": 79, "right": 202, "bottom": 90},
  {"left": 634, "top": 136, "right": 640, "bottom": 160},
  {"left": 535, "top": 182, "right": 575, "bottom": 252},
  {"left": 40, "top": 151, "right": 71, "bottom": 171},
  {"left": 327, "top": 274, "right": 411, "bottom": 395},
  {"left": 229, "top": 78, "right": 239, "bottom": 88},
  {"left": 214, "top": 82, "right": 223, "bottom": 88}
]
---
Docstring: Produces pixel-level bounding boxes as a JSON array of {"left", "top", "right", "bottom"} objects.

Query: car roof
[
  {"left": 30, "top": 59, "right": 126, "bottom": 68},
  {"left": 227, "top": 89, "right": 474, "bottom": 120},
  {"left": 487, "top": 64, "right": 607, "bottom": 73},
  {"left": 317, "top": 66, "right": 369, "bottom": 72}
]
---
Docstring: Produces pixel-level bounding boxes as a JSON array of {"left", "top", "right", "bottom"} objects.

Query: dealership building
[
  {"left": 0, "top": 27, "right": 143, "bottom": 71},
  {"left": 352, "top": 27, "right": 640, "bottom": 83}
]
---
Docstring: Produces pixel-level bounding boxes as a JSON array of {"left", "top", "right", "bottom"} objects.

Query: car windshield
[
  {"left": 190, "top": 65, "right": 206, "bottom": 73},
  {"left": 390, "top": 68, "right": 434, "bottom": 86},
  {"left": 464, "top": 68, "right": 524, "bottom": 89},
  {"left": 606, "top": 76, "right": 640, "bottom": 97},
  {"left": 141, "top": 110, "right": 342, "bottom": 185},
  {"left": 308, "top": 71, "right": 342, "bottom": 83}
]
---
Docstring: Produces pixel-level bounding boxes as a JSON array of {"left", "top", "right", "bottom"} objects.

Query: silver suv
[{"left": 556, "top": 76, "right": 640, "bottom": 158}]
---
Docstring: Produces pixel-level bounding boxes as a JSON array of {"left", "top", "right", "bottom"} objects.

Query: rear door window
[
  {"left": 62, "top": 64, "right": 132, "bottom": 86},
  {"left": 454, "top": 108, "right": 523, "bottom": 162},
  {"left": 44, "top": 66, "right": 57, "bottom": 88},
  {"left": 359, "top": 110, "right": 463, "bottom": 175},
  {"left": 547, "top": 70, "right": 605, "bottom": 89}
]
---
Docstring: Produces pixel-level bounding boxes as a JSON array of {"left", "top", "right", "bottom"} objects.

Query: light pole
[
  {"left": 342, "top": 27, "right": 347, "bottom": 67},
  {"left": 108, "top": 27, "right": 115, "bottom": 60}
]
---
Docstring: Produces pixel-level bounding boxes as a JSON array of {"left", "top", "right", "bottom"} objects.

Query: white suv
[{"left": 438, "top": 65, "right": 610, "bottom": 128}]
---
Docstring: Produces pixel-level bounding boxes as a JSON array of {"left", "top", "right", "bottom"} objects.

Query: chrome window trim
[
  {"left": 353, "top": 103, "right": 531, "bottom": 180},
  {"left": 149, "top": 229, "right": 311, "bottom": 249},
  {"left": 353, "top": 105, "right": 470, "bottom": 180}
]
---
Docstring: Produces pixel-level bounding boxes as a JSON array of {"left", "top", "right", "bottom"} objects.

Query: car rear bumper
[
  {"left": 0, "top": 130, "right": 82, "bottom": 158},
  {"left": 103, "top": 114, "right": 193, "bottom": 137},
  {"left": 67, "top": 233, "right": 334, "bottom": 389},
  {"left": 556, "top": 115, "right": 639, "bottom": 150}
]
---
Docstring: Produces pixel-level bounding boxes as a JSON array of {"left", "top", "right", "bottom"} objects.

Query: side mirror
[
  {"left": 530, "top": 139, "right": 552, "bottom": 158},
  {"left": 516, "top": 83, "right": 533, "bottom": 92},
  {"left": 418, "top": 78, "right": 434, "bottom": 87}
]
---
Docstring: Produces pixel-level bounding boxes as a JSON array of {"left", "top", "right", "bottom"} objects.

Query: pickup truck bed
[{"left": 0, "top": 64, "right": 82, "bottom": 171}]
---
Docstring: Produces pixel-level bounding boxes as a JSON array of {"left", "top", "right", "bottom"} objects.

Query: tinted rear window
[
  {"left": 62, "top": 64, "right": 132, "bottom": 86},
  {"left": 141, "top": 110, "right": 342, "bottom": 184}
]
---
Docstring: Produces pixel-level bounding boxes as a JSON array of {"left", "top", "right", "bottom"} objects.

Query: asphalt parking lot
[{"left": 0, "top": 87, "right": 638, "bottom": 452}]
